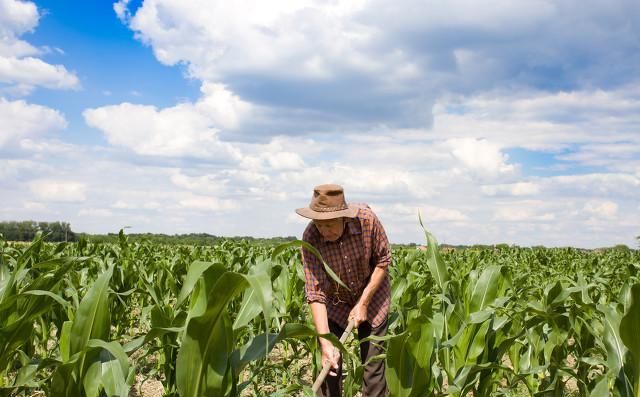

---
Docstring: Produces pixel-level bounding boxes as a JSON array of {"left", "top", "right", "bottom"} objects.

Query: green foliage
[
  {"left": 1, "top": 230, "right": 640, "bottom": 396},
  {"left": 78, "top": 232, "right": 296, "bottom": 246},
  {"left": 0, "top": 221, "right": 76, "bottom": 242}
]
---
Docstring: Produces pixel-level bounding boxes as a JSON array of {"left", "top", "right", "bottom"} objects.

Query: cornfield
[{"left": 1, "top": 229, "right": 639, "bottom": 396}]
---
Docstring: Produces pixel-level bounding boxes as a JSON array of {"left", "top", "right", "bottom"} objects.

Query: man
[{"left": 296, "top": 184, "right": 391, "bottom": 397}]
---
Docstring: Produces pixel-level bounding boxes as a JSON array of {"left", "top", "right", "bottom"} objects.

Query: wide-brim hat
[{"left": 295, "top": 184, "right": 359, "bottom": 220}]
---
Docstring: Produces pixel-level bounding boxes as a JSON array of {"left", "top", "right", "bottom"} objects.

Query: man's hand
[
  {"left": 348, "top": 302, "right": 368, "bottom": 327},
  {"left": 320, "top": 340, "right": 341, "bottom": 376}
]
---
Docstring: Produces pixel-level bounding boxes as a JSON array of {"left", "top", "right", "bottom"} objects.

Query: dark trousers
[{"left": 318, "top": 318, "right": 388, "bottom": 397}]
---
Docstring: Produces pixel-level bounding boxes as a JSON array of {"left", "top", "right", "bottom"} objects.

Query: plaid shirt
[{"left": 301, "top": 205, "right": 391, "bottom": 328}]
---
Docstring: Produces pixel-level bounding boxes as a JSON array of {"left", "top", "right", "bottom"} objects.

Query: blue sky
[
  {"left": 1, "top": 0, "right": 639, "bottom": 247},
  {"left": 25, "top": 0, "right": 198, "bottom": 143}
]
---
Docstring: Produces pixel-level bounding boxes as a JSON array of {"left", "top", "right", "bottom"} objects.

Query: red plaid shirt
[{"left": 301, "top": 205, "right": 391, "bottom": 328}]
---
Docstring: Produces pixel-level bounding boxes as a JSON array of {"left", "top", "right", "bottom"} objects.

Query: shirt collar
[{"left": 345, "top": 215, "right": 362, "bottom": 236}]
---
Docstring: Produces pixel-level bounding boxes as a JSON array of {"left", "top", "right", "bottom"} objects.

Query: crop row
[{"left": 0, "top": 231, "right": 639, "bottom": 396}]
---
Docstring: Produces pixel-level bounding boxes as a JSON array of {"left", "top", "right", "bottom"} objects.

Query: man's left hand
[{"left": 348, "top": 303, "right": 368, "bottom": 327}]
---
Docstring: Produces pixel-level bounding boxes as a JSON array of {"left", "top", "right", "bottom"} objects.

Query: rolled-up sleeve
[
  {"left": 301, "top": 227, "right": 328, "bottom": 304},
  {"left": 370, "top": 212, "right": 391, "bottom": 270}
]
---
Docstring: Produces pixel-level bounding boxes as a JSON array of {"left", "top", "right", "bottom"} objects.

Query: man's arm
[
  {"left": 349, "top": 266, "right": 387, "bottom": 326},
  {"left": 349, "top": 211, "right": 391, "bottom": 326},
  {"left": 301, "top": 228, "right": 340, "bottom": 374},
  {"left": 310, "top": 301, "right": 341, "bottom": 375},
  {"left": 310, "top": 301, "right": 331, "bottom": 334}
]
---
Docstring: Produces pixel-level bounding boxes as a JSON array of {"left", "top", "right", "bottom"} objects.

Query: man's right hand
[{"left": 320, "top": 340, "right": 341, "bottom": 376}]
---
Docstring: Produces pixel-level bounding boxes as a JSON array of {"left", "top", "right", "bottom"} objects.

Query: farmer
[{"left": 296, "top": 184, "right": 390, "bottom": 397}]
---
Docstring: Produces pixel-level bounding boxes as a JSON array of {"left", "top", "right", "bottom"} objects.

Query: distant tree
[
  {"left": 0, "top": 221, "right": 77, "bottom": 242},
  {"left": 612, "top": 244, "right": 630, "bottom": 252}
]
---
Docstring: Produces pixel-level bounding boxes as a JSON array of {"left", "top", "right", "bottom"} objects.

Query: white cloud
[
  {"left": 169, "top": 171, "right": 227, "bottom": 194},
  {"left": 0, "top": 158, "right": 47, "bottom": 180},
  {"left": 431, "top": 86, "right": 640, "bottom": 152},
  {"left": 544, "top": 173, "right": 639, "bottom": 198},
  {"left": 6, "top": 133, "right": 638, "bottom": 247},
  {"left": 113, "top": 0, "right": 131, "bottom": 23},
  {"left": 0, "top": 37, "right": 38, "bottom": 57},
  {"left": 482, "top": 182, "right": 541, "bottom": 196},
  {"left": 111, "top": 0, "right": 640, "bottom": 134},
  {"left": 78, "top": 208, "right": 113, "bottom": 217},
  {"left": 0, "top": 56, "right": 80, "bottom": 91},
  {"left": 83, "top": 83, "right": 250, "bottom": 158},
  {"left": 447, "top": 138, "right": 516, "bottom": 177},
  {"left": 0, "top": 0, "right": 39, "bottom": 37},
  {"left": 0, "top": 0, "right": 80, "bottom": 94},
  {"left": 425, "top": 207, "right": 467, "bottom": 223},
  {"left": 493, "top": 201, "right": 556, "bottom": 222},
  {"left": 197, "top": 83, "right": 252, "bottom": 130},
  {"left": 83, "top": 102, "right": 222, "bottom": 157},
  {"left": 23, "top": 201, "right": 45, "bottom": 210},
  {"left": 124, "top": 0, "right": 372, "bottom": 80},
  {"left": 0, "top": 98, "right": 67, "bottom": 146},
  {"left": 241, "top": 151, "right": 305, "bottom": 172},
  {"left": 3, "top": 1, "right": 638, "bottom": 248},
  {"left": 583, "top": 200, "right": 618, "bottom": 219},
  {"left": 111, "top": 200, "right": 161, "bottom": 210},
  {"left": 386, "top": 203, "right": 468, "bottom": 222},
  {"left": 265, "top": 151, "right": 305, "bottom": 170},
  {"left": 29, "top": 180, "right": 86, "bottom": 202},
  {"left": 178, "top": 194, "right": 237, "bottom": 212}
]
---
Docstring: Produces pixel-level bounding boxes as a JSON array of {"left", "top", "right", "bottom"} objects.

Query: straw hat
[{"left": 295, "top": 184, "right": 359, "bottom": 220}]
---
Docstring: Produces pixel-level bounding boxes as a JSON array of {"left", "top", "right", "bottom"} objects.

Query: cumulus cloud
[
  {"left": 383, "top": 203, "right": 467, "bottom": 223},
  {"left": 113, "top": 0, "right": 436, "bottom": 128},
  {"left": 78, "top": 208, "right": 113, "bottom": 217},
  {"left": 0, "top": 37, "right": 38, "bottom": 58},
  {"left": 544, "top": 173, "right": 640, "bottom": 198},
  {"left": 112, "top": 0, "right": 640, "bottom": 131},
  {"left": 178, "top": 194, "right": 237, "bottom": 212},
  {"left": 113, "top": 0, "right": 131, "bottom": 23},
  {"left": 583, "top": 200, "right": 619, "bottom": 219},
  {"left": 239, "top": 140, "right": 306, "bottom": 172},
  {"left": 111, "top": 199, "right": 161, "bottom": 210},
  {"left": 482, "top": 182, "right": 541, "bottom": 197},
  {"left": 447, "top": 138, "right": 516, "bottom": 177},
  {"left": 0, "top": 56, "right": 80, "bottom": 92},
  {"left": 493, "top": 201, "right": 557, "bottom": 222},
  {"left": 0, "top": 0, "right": 80, "bottom": 94},
  {"left": 0, "top": 97, "right": 67, "bottom": 146},
  {"left": 83, "top": 83, "right": 251, "bottom": 158},
  {"left": 0, "top": 0, "right": 39, "bottom": 37},
  {"left": 23, "top": 201, "right": 45, "bottom": 210},
  {"left": 170, "top": 172, "right": 220, "bottom": 193},
  {"left": 29, "top": 180, "right": 87, "bottom": 202},
  {"left": 4, "top": 0, "right": 638, "bottom": 248}
]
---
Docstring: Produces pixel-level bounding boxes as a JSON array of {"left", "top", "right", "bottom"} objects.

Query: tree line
[
  {"left": 80, "top": 232, "right": 297, "bottom": 246},
  {"left": 0, "top": 221, "right": 77, "bottom": 242},
  {"left": 0, "top": 221, "right": 296, "bottom": 246}
]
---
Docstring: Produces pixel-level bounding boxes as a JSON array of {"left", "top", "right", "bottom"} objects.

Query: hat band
[{"left": 310, "top": 204, "right": 348, "bottom": 212}]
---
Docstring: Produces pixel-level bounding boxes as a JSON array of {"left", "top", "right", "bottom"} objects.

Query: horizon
[
  {"left": 1, "top": 219, "right": 637, "bottom": 250},
  {"left": 1, "top": 0, "right": 639, "bottom": 248}
]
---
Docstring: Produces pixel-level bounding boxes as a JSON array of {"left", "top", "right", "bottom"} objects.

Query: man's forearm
[
  {"left": 358, "top": 266, "right": 387, "bottom": 306},
  {"left": 309, "top": 301, "right": 331, "bottom": 335}
]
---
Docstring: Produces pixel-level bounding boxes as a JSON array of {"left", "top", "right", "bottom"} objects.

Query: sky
[{"left": 1, "top": 0, "right": 639, "bottom": 248}]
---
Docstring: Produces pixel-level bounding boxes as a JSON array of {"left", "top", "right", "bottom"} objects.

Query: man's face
[{"left": 313, "top": 217, "right": 345, "bottom": 242}]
